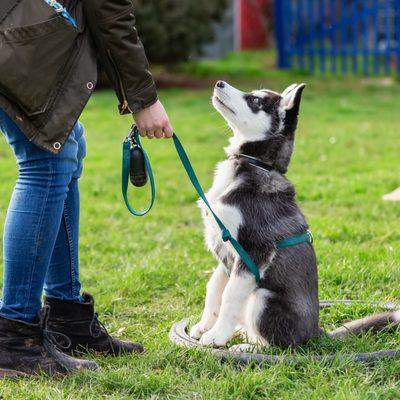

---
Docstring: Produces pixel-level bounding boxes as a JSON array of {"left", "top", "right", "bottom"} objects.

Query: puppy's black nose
[{"left": 216, "top": 80, "right": 225, "bottom": 89}]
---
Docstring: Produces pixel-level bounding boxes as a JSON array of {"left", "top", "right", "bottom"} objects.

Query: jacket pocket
[{"left": 0, "top": 15, "right": 79, "bottom": 116}]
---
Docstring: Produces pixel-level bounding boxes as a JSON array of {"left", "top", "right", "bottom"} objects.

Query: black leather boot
[
  {"left": 0, "top": 312, "right": 98, "bottom": 378},
  {"left": 44, "top": 292, "right": 144, "bottom": 355}
]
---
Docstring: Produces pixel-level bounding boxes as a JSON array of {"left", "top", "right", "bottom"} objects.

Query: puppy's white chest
[{"left": 199, "top": 160, "right": 242, "bottom": 263}]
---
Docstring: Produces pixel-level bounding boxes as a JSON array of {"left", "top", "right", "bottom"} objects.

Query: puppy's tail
[{"left": 327, "top": 310, "right": 400, "bottom": 338}]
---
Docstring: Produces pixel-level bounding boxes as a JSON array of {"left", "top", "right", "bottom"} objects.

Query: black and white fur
[{"left": 190, "top": 81, "right": 400, "bottom": 349}]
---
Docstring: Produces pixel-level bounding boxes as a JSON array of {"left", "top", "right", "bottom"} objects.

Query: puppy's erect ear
[{"left": 281, "top": 83, "right": 306, "bottom": 113}]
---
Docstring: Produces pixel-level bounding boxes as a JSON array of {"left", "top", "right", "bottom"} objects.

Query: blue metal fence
[{"left": 274, "top": 0, "right": 400, "bottom": 74}]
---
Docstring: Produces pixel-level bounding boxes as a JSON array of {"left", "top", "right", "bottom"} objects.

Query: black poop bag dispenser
[{"left": 128, "top": 129, "right": 148, "bottom": 187}]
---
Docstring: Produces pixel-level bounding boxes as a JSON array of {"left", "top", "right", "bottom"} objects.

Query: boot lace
[
  {"left": 89, "top": 313, "right": 115, "bottom": 353},
  {"left": 39, "top": 305, "right": 72, "bottom": 352}
]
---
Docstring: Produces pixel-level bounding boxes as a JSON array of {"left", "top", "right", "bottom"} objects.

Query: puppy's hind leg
[
  {"left": 229, "top": 288, "right": 271, "bottom": 353},
  {"left": 190, "top": 263, "right": 229, "bottom": 339}
]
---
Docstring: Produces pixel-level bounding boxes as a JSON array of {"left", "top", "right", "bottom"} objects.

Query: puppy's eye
[{"left": 251, "top": 97, "right": 261, "bottom": 106}]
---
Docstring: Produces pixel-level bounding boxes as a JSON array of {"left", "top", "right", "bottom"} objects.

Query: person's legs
[
  {"left": 0, "top": 109, "right": 83, "bottom": 322},
  {"left": 44, "top": 123, "right": 86, "bottom": 300}
]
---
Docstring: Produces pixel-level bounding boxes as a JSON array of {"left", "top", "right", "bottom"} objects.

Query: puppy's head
[{"left": 212, "top": 81, "right": 305, "bottom": 172}]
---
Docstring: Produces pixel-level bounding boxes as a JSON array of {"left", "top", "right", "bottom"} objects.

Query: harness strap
[
  {"left": 277, "top": 231, "right": 313, "bottom": 248},
  {"left": 122, "top": 126, "right": 313, "bottom": 284}
]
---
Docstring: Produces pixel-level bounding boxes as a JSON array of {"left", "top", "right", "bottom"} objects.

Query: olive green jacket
[{"left": 0, "top": 0, "right": 157, "bottom": 153}]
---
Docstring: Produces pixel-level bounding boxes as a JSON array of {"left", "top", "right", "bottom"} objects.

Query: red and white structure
[
  {"left": 235, "top": 0, "right": 271, "bottom": 50},
  {"left": 203, "top": 0, "right": 273, "bottom": 58}
]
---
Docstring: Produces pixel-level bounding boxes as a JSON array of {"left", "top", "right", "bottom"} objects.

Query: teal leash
[
  {"left": 172, "top": 133, "right": 261, "bottom": 282},
  {"left": 122, "top": 126, "right": 313, "bottom": 283}
]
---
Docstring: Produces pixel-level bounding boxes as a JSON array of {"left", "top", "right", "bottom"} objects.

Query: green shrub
[{"left": 133, "top": 0, "right": 228, "bottom": 64}]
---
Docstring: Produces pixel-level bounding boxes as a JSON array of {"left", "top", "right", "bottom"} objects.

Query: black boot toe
[
  {"left": 44, "top": 292, "right": 145, "bottom": 357},
  {"left": 108, "top": 338, "right": 145, "bottom": 355}
]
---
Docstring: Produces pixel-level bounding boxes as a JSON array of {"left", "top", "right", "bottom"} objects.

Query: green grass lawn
[{"left": 0, "top": 53, "right": 400, "bottom": 399}]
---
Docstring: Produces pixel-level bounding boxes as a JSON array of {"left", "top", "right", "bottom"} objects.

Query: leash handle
[
  {"left": 172, "top": 134, "right": 261, "bottom": 283},
  {"left": 122, "top": 126, "right": 155, "bottom": 216}
]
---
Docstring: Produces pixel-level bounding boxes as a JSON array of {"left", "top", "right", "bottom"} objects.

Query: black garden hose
[{"left": 169, "top": 300, "right": 400, "bottom": 365}]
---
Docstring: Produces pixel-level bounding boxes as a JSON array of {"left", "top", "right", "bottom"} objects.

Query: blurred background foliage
[{"left": 132, "top": 0, "right": 228, "bottom": 63}]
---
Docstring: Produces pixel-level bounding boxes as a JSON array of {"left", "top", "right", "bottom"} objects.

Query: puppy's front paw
[
  {"left": 189, "top": 320, "right": 213, "bottom": 340},
  {"left": 199, "top": 328, "right": 230, "bottom": 347}
]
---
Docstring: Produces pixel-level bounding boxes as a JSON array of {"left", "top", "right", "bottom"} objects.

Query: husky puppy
[{"left": 190, "top": 81, "right": 400, "bottom": 349}]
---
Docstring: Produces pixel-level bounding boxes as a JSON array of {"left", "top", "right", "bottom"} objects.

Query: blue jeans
[{"left": 0, "top": 109, "right": 85, "bottom": 322}]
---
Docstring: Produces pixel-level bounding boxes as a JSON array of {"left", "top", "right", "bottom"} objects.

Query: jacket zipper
[{"left": 106, "top": 49, "right": 133, "bottom": 114}]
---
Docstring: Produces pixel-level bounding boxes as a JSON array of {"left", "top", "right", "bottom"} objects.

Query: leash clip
[{"left": 126, "top": 125, "right": 139, "bottom": 146}]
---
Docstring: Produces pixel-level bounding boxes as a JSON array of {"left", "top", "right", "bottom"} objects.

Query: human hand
[{"left": 133, "top": 100, "right": 173, "bottom": 139}]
